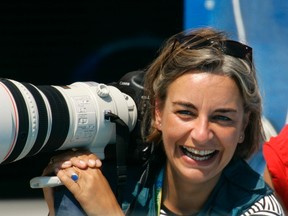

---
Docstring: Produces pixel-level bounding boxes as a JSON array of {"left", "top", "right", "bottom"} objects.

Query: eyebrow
[
  {"left": 173, "top": 101, "right": 196, "bottom": 109},
  {"left": 214, "top": 108, "right": 238, "bottom": 114},
  {"left": 172, "top": 101, "right": 238, "bottom": 113}
]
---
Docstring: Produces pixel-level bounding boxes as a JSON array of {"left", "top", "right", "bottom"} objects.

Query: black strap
[{"left": 105, "top": 112, "right": 129, "bottom": 204}]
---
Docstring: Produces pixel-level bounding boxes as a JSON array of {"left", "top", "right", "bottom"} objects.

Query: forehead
[{"left": 167, "top": 72, "right": 243, "bottom": 106}]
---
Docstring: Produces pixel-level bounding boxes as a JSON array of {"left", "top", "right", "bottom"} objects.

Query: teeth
[
  {"left": 182, "top": 146, "right": 215, "bottom": 156},
  {"left": 188, "top": 155, "right": 211, "bottom": 161},
  {"left": 181, "top": 146, "right": 217, "bottom": 161}
]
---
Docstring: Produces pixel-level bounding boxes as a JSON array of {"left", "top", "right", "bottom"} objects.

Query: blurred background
[
  {"left": 0, "top": 0, "right": 287, "bottom": 214},
  {"left": 0, "top": 1, "right": 183, "bottom": 214}
]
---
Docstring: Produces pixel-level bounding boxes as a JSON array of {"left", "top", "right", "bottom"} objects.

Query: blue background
[{"left": 184, "top": 0, "right": 288, "bottom": 133}]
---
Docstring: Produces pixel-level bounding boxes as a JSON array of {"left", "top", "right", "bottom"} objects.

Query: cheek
[
  {"left": 217, "top": 128, "right": 240, "bottom": 150},
  {"left": 161, "top": 126, "right": 181, "bottom": 158},
  {"left": 161, "top": 116, "right": 190, "bottom": 146}
]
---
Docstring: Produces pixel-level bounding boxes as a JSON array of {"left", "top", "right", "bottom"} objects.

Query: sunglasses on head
[{"left": 174, "top": 33, "right": 253, "bottom": 62}]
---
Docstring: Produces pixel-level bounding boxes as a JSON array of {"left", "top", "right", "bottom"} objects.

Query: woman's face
[{"left": 155, "top": 72, "right": 249, "bottom": 184}]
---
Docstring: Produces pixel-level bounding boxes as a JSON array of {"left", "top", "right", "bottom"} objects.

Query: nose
[{"left": 190, "top": 117, "right": 213, "bottom": 144}]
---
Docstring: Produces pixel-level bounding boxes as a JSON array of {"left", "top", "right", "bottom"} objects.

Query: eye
[
  {"left": 177, "top": 110, "right": 191, "bottom": 115},
  {"left": 212, "top": 115, "right": 232, "bottom": 122},
  {"left": 176, "top": 110, "right": 197, "bottom": 118}
]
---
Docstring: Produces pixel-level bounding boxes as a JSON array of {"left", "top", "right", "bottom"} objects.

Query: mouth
[{"left": 180, "top": 146, "right": 218, "bottom": 161}]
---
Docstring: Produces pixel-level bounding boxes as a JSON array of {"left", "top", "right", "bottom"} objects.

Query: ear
[{"left": 154, "top": 97, "right": 162, "bottom": 130}]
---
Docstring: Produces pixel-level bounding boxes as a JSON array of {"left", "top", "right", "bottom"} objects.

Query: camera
[{"left": 0, "top": 70, "right": 146, "bottom": 164}]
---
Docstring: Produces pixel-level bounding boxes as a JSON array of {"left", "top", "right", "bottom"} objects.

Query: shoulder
[
  {"left": 213, "top": 159, "right": 275, "bottom": 213},
  {"left": 223, "top": 159, "right": 271, "bottom": 193},
  {"left": 240, "top": 194, "right": 285, "bottom": 216},
  {"left": 222, "top": 160, "right": 285, "bottom": 215}
]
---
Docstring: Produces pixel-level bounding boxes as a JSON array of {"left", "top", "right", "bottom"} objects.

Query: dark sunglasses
[{"left": 174, "top": 34, "right": 253, "bottom": 62}]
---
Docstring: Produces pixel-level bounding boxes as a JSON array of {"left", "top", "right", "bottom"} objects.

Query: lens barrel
[{"left": 0, "top": 79, "right": 137, "bottom": 164}]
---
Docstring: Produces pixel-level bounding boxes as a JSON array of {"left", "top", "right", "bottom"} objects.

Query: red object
[{"left": 263, "top": 125, "right": 288, "bottom": 210}]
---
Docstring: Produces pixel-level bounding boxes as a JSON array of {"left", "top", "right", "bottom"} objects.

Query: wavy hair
[{"left": 141, "top": 27, "right": 264, "bottom": 160}]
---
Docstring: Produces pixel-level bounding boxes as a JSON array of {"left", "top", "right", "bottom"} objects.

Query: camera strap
[{"left": 105, "top": 112, "right": 129, "bottom": 204}]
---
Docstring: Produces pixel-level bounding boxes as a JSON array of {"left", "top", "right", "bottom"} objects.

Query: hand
[
  {"left": 43, "top": 149, "right": 102, "bottom": 176},
  {"left": 42, "top": 149, "right": 102, "bottom": 216},
  {"left": 56, "top": 165, "right": 124, "bottom": 215}
]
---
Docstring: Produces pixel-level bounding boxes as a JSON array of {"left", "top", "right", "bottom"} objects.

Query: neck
[{"left": 162, "top": 163, "right": 221, "bottom": 215}]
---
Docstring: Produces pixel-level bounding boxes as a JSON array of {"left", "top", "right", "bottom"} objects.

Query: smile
[{"left": 180, "top": 146, "right": 218, "bottom": 161}]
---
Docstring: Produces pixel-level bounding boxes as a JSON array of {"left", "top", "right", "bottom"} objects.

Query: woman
[{"left": 43, "top": 27, "right": 284, "bottom": 215}]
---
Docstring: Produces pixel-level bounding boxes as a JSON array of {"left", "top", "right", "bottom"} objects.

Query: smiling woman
[
  {"left": 154, "top": 72, "right": 247, "bottom": 184},
  {"left": 41, "top": 27, "right": 284, "bottom": 215}
]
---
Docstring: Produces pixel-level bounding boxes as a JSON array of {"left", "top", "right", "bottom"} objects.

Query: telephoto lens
[{"left": 0, "top": 78, "right": 137, "bottom": 164}]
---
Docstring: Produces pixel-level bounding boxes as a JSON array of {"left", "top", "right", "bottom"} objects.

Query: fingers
[
  {"left": 70, "top": 151, "right": 102, "bottom": 168},
  {"left": 57, "top": 167, "right": 124, "bottom": 215},
  {"left": 43, "top": 149, "right": 102, "bottom": 176},
  {"left": 56, "top": 169, "right": 81, "bottom": 195}
]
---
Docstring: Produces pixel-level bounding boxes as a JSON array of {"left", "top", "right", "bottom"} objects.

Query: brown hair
[{"left": 141, "top": 27, "right": 264, "bottom": 160}]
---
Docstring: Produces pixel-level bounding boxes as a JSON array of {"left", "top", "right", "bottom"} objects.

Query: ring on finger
[{"left": 71, "top": 172, "right": 79, "bottom": 182}]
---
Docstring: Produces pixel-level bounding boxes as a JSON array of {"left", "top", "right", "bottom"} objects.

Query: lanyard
[{"left": 155, "top": 167, "right": 164, "bottom": 215}]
